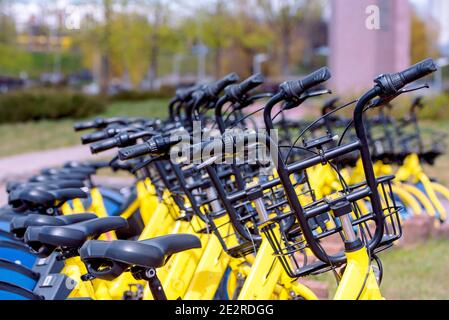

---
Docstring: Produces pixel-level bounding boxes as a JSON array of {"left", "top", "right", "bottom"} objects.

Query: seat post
[{"left": 133, "top": 268, "right": 167, "bottom": 300}]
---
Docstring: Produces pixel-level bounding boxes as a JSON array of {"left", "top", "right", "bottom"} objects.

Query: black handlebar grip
[
  {"left": 222, "top": 76, "right": 268, "bottom": 106},
  {"left": 374, "top": 59, "right": 437, "bottom": 95},
  {"left": 81, "top": 131, "right": 109, "bottom": 144},
  {"left": 236, "top": 73, "right": 265, "bottom": 96},
  {"left": 74, "top": 120, "right": 96, "bottom": 132},
  {"left": 399, "top": 58, "right": 437, "bottom": 86},
  {"left": 208, "top": 73, "right": 239, "bottom": 96},
  {"left": 118, "top": 143, "right": 152, "bottom": 160},
  {"left": 90, "top": 137, "right": 119, "bottom": 154},
  {"left": 280, "top": 67, "right": 331, "bottom": 99},
  {"left": 299, "top": 67, "right": 332, "bottom": 91},
  {"left": 176, "top": 85, "right": 202, "bottom": 101}
]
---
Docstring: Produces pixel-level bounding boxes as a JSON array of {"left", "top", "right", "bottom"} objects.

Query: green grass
[
  {"left": 98, "top": 99, "right": 169, "bottom": 119},
  {"left": 381, "top": 238, "right": 449, "bottom": 299},
  {"left": 313, "top": 238, "right": 449, "bottom": 299},
  {"left": 0, "top": 99, "right": 169, "bottom": 157},
  {"left": 0, "top": 119, "right": 83, "bottom": 157}
]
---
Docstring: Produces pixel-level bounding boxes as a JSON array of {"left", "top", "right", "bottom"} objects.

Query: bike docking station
[{"left": 0, "top": 50, "right": 448, "bottom": 315}]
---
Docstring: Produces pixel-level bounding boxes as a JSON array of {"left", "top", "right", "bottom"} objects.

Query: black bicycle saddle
[
  {"left": 6, "top": 180, "right": 85, "bottom": 194},
  {"left": 64, "top": 161, "right": 110, "bottom": 170},
  {"left": 79, "top": 234, "right": 202, "bottom": 280},
  {"left": 10, "top": 213, "right": 97, "bottom": 238},
  {"left": 24, "top": 216, "right": 127, "bottom": 257},
  {"left": 10, "top": 188, "right": 88, "bottom": 210},
  {"left": 8, "top": 182, "right": 86, "bottom": 207},
  {"left": 29, "top": 173, "right": 88, "bottom": 183},
  {"left": 41, "top": 167, "right": 96, "bottom": 176}
]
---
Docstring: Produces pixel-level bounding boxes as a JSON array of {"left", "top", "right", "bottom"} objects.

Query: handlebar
[
  {"left": 346, "top": 58, "right": 438, "bottom": 257},
  {"left": 74, "top": 120, "right": 96, "bottom": 131},
  {"left": 224, "top": 73, "right": 264, "bottom": 101},
  {"left": 206, "top": 73, "right": 239, "bottom": 97},
  {"left": 279, "top": 67, "right": 331, "bottom": 100},
  {"left": 175, "top": 85, "right": 202, "bottom": 102},
  {"left": 81, "top": 129, "right": 119, "bottom": 145},
  {"left": 374, "top": 58, "right": 437, "bottom": 97},
  {"left": 118, "top": 135, "right": 182, "bottom": 160},
  {"left": 74, "top": 117, "right": 127, "bottom": 132},
  {"left": 91, "top": 137, "right": 124, "bottom": 154},
  {"left": 264, "top": 67, "right": 332, "bottom": 131},
  {"left": 90, "top": 130, "right": 158, "bottom": 154}
]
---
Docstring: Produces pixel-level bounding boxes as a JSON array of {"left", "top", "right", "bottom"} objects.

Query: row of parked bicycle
[{"left": 0, "top": 58, "right": 445, "bottom": 300}]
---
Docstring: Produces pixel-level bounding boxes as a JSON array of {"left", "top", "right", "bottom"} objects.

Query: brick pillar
[{"left": 329, "top": 0, "right": 411, "bottom": 94}]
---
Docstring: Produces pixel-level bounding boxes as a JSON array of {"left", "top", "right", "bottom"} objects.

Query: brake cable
[
  {"left": 338, "top": 84, "right": 431, "bottom": 147},
  {"left": 226, "top": 94, "right": 274, "bottom": 129},
  {"left": 211, "top": 102, "right": 234, "bottom": 130},
  {"left": 337, "top": 103, "right": 373, "bottom": 147},
  {"left": 228, "top": 105, "right": 265, "bottom": 129},
  {"left": 285, "top": 100, "right": 358, "bottom": 165}
]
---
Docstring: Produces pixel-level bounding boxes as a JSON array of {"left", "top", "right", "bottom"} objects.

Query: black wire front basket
[
  {"left": 260, "top": 174, "right": 403, "bottom": 278},
  {"left": 159, "top": 156, "right": 265, "bottom": 258}
]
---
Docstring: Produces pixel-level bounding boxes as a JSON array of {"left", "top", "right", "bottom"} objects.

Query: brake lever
[
  {"left": 247, "top": 93, "right": 274, "bottom": 103},
  {"left": 304, "top": 88, "right": 333, "bottom": 98},
  {"left": 131, "top": 156, "right": 164, "bottom": 173},
  {"left": 108, "top": 155, "right": 119, "bottom": 168},
  {"left": 233, "top": 93, "right": 274, "bottom": 111},
  {"left": 284, "top": 89, "right": 332, "bottom": 110},
  {"left": 398, "top": 84, "right": 430, "bottom": 94},
  {"left": 129, "top": 130, "right": 159, "bottom": 141},
  {"left": 371, "top": 84, "right": 430, "bottom": 108}
]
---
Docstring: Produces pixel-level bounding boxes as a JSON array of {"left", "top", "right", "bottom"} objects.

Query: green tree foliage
[
  {"left": 0, "top": 10, "right": 16, "bottom": 44},
  {"left": 0, "top": 44, "right": 32, "bottom": 75},
  {"left": 410, "top": 8, "right": 440, "bottom": 64},
  {"left": 2, "top": 0, "right": 327, "bottom": 82}
]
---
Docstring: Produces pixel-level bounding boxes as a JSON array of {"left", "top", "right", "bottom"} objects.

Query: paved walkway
[
  {"left": 0, "top": 145, "right": 114, "bottom": 183},
  {"left": 0, "top": 145, "right": 116, "bottom": 205}
]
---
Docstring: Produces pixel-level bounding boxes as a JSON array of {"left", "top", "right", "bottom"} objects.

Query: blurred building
[{"left": 329, "top": 0, "right": 411, "bottom": 93}]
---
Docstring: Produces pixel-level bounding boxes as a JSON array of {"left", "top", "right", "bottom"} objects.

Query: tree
[
  {"left": 196, "top": 1, "right": 234, "bottom": 78},
  {"left": 256, "top": 0, "right": 325, "bottom": 75},
  {"left": 0, "top": 0, "right": 16, "bottom": 44},
  {"left": 109, "top": 11, "right": 150, "bottom": 86},
  {"left": 410, "top": 8, "right": 440, "bottom": 64},
  {"left": 99, "top": 0, "right": 113, "bottom": 94},
  {"left": 228, "top": 1, "right": 274, "bottom": 76},
  {"left": 257, "top": 0, "right": 303, "bottom": 76}
]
